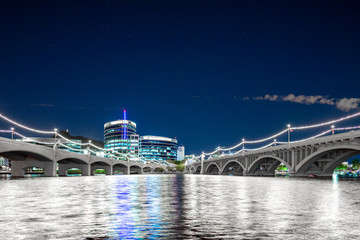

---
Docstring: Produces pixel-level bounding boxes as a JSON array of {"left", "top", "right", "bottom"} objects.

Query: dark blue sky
[{"left": 0, "top": 0, "right": 359, "bottom": 155}]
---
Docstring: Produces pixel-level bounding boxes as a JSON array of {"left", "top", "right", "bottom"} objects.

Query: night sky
[{"left": 0, "top": 0, "right": 359, "bottom": 155}]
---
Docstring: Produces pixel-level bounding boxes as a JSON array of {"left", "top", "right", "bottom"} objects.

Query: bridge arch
[
  {"left": 247, "top": 155, "right": 291, "bottom": 176},
  {"left": 295, "top": 145, "right": 360, "bottom": 176},
  {"left": 57, "top": 157, "right": 90, "bottom": 176},
  {"left": 154, "top": 167, "right": 165, "bottom": 173},
  {"left": 205, "top": 162, "right": 221, "bottom": 175},
  {"left": 221, "top": 160, "right": 245, "bottom": 176},
  {"left": 130, "top": 164, "right": 142, "bottom": 174},
  {"left": 57, "top": 157, "right": 88, "bottom": 165},
  {"left": 113, "top": 162, "right": 128, "bottom": 175},
  {"left": 195, "top": 165, "right": 201, "bottom": 174},
  {"left": 91, "top": 160, "right": 112, "bottom": 175},
  {"left": 0, "top": 150, "right": 53, "bottom": 163},
  {"left": 0, "top": 150, "right": 56, "bottom": 177},
  {"left": 143, "top": 166, "right": 152, "bottom": 173}
]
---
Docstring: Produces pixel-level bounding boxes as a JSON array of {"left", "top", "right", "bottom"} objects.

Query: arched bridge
[
  {"left": 186, "top": 130, "right": 360, "bottom": 177},
  {"left": 0, "top": 137, "right": 170, "bottom": 177}
]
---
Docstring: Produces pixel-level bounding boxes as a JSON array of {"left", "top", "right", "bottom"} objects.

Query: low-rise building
[{"left": 140, "top": 136, "right": 177, "bottom": 162}]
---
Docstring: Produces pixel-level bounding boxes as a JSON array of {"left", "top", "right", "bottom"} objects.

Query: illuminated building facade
[
  {"left": 140, "top": 136, "right": 177, "bottom": 162},
  {"left": 0, "top": 156, "right": 9, "bottom": 166},
  {"left": 104, "top": 119, "right": 139, "bottom": 161},
  {"left": 177, "top": 145, "right": 185, "bottom": 161}
]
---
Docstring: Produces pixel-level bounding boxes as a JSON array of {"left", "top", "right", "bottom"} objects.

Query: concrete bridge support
[{"left": 11, "top": 159, "right": 56, "bottom": 177}]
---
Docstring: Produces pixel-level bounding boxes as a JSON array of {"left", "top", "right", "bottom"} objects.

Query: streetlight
[
  {"left": 54, "top": 128, "right": 58, "bottom": 144},
  {"left": 11, "top": 127, "right": 14, "bottom": 140},
  {"left": 331, "top": 125, "right": 335, "bottom": 135},
  {"left": 201, "top": 151, "right": 204, "bottom": 174},
  {"left": 274, "top": 139, "right": 277, "bottom": 146},
  {"left": 88, "top": 140, "right": 91, "bottom": 155},
  {"left": 287, "top": 124, "right": 291, "bottom": 147},
  {"left": 242, "top": 138, "right": 245, "bottom": 156}
]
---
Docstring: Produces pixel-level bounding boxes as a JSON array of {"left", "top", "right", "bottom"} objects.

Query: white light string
[
  {"left": 0, "top": 130, "right": 12, "bottom": 133},
  {"left": 56, "top": 133, "right": 90, "bottom": 146},
  {"left": 1, "top": 130, "right": 131, "bottom": 160},
  {"left": 244, "top": 142, "right": 277, "bottom": 151},
  {"left": 233, "top": 148, "right": 245, "bottom": 155},
  {"left": 202, "top": 111, "right": 360, "bottom": 155},
  {"left": 0, "top": 113, "right": 56, "bottom": 134},
  {"left": 22, "top": 138, "right": 61, "bottom": 145},
  {"left": 2, "top": 111, "right": 360, "bottom": 165},
  {"left": 194, "top": 127, "right": 358, "bottom": 162},
  {"left": 290, "top": 130, "right": 331, "bottom": 143},
  {"left": 292, "top": 111, "right": 360, "bottom": 130},
  {"left": 0, "top": 128, "right": 167, "bottom": 166},
  {"left": 58, "top": 143, "right": 86, "bottom": 152},
  {"left": 218, "top": 141, "right": 244, "bottom": 151},
  {"left": 334, "top": 126, "right": 360, "bottom": 131}
]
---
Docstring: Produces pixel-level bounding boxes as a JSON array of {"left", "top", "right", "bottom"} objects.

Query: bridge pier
[
  {"left": 81, "top": 164, "right": 91, "bottom": 176},
  {"left": 43, "top": 161, "right": 57, "bottom": 177},
  {"left": 10, "top": 161, "right": 25, "bottom": 178},
  {"left": 105, "top": 165, "right": 113, "bottom": 175},
  {"left": 58, "top": 164, "right": 68, "bottom": 176}
]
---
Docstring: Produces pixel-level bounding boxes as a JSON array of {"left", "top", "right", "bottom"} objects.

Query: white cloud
[
  {"left": 264, "top": 94, "right": 278, "bottom": 101},
  {"left": 247, "top": 94, "right": 359, "bottom": 112},
  {"left": 336, "top": 98, "right": 360, "bottom": 112}
]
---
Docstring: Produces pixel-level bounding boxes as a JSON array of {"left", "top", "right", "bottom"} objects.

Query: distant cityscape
[
  {"left": 103, "top": 110, "right": 183, "bottom": 163},
  {"left": 0, "top": 111, "right": 194, "bottom": 171}
]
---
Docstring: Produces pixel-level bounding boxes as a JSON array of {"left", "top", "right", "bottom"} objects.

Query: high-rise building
[
  {"left": 104, "top": 115, "right": 139, "bottom": 161},
  {"left": 177, "top": 145, "right": 185, "bottom": 161},
  {"left": 140, "top": 136, "right": 177, "bottom": 162}
]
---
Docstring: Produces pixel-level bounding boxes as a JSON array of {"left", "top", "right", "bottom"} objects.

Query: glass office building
[
  {"left": 140, "top": 136, "right": 177, "bottom": 162},
  {"left": 104, "top": 119, "right": 139, "bottom": 161}
]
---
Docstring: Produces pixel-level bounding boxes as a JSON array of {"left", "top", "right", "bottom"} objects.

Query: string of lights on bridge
[
  {"left": 1, "top": 112, "right": 360, "bottom": 166},
  {"left": 0, "top": 113, "right": 174, "bottom": 167},
  {"left": 184, "top": 111, "right": 360, "bottom": 164}
]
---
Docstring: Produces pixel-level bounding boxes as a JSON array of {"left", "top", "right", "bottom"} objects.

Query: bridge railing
[{"left": 186, "top": 111, "right": 360, "bottom": 165}]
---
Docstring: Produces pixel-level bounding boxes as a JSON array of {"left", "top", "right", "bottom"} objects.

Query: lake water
[{"left": 1, "top": 174, "right": 360, "bottom": 239}]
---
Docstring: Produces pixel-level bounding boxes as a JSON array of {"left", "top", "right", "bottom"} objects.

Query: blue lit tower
[{"left": 104, "top": 111, "right": 139, "bottom": 161}]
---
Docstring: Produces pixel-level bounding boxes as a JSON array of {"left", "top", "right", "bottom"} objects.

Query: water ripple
[{"left": 1, "top": 174, "right": 360, "bottom": 239}]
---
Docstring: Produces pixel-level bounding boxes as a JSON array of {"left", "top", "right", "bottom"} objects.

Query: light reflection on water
[{"left": 1, "top": 174, "right": 360, "bottom": 239}]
